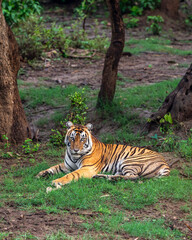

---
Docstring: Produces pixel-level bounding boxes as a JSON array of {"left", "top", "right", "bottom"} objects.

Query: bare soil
[
  {"left": 1, "top": 4, "right": 192, "bottom": 240},
  {"left": 0, "top": 199, "right": 192, "bottom": 239}
]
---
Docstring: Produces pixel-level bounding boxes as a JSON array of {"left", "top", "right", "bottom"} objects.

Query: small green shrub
[
  {"left": 2, "top": 0, "right": 41, "bottom": 26},
  {"left": 69, "top": 20, "right": 108, "bottom": 52},
  {"left": 146, "top": 15, "right": 164, "bottom": 35},
  {"left": 22, "top": 138, "right": 40, "bottom": 154},
  {"left": 160, "top": 130, "right": 179, "bottom": 152},
  {"left": 66, "top": 88, "right": 88, "bottom": 125},
  {"left": 120, "top": 0, "right": 160, "bottom": 14},
  {"left": 1, "top": 134, "right": 10, "bottom": 149},
  {"left": 177, "top": 131, "right": 192, "bottom": 160},
  {"left": 152, "top": 125, "right": 192, "bottom": 160},
  {"left": 180, "top": 0, "right": 192, "bottom": 29},
  {"left": 49, "top": 129, "right": 65, "bottom": 147},
  {"left": 139, "top": 0, "right": 160, "bottom": 10},
  {"left": 13, "top": 15, "right": 108, "bottom": 60},
  {"left": 50, "top": 88, "right": 88, "bottom": 147},
  {"left": 159, "top": 113, "right": 173, "bottom": 134},
  {"left": 185, "top": 15, "right": 192, "bottom": 28},
  {"left": 124, "top": 18, "right": 139, "bottom": 28},
  {"left": 130, "top": 5, "right": 143, "bottom": 16},
  {"left": 13, "top": 15, "right": 69, "bottom": 59},
  {"left": 75, "top": 0, "right": 97, "bottom": 26}
]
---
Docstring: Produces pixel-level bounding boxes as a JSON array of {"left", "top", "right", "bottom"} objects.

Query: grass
[
  {"left": 83, "top": 215, "right": 183, "bottom": 239},
  {"left": 1, "top": 165, "right": 192, "bottom": 212},
  {"left": 98, "top": 78, "right": 180, "bottom": 144},
  {"left": 18, "top": 77, "right": 180, "bottom": 146},
  {"left": 124, "top": 37, "right": 192, "bottom": 56},
  {"left": 19, "top": 85, "right": 80, "bottom": 109},
  {"left": 115, "top": 78, "right": 180, "bottom": 110},
  {"left": 1, "top": 164, "right": 191, "bottom": 239}
]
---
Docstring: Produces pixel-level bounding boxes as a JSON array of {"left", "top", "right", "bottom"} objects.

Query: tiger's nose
[{"left": 74, "top": 148, "right": 79, "bottom": 153}]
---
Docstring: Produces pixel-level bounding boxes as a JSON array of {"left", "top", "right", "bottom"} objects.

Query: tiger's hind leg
[{"left": 93, "top": 164, "right": 140, "bottom": 181}]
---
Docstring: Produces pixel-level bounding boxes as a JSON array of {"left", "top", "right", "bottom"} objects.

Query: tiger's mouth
[{"left": 71, "top": 151, "right": 81, "bottom": 156}]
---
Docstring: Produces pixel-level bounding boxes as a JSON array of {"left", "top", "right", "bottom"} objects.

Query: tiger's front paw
[
  {"left": 36, "top": 170, "right": 50, "bottom": 178},
  {"left": 52, "top": 179, "right": 64, "bottom": 188}
]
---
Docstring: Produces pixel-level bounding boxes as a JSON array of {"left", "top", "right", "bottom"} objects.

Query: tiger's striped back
[{"left": 82, "top": 135, "right": 170, "bottom": 179}]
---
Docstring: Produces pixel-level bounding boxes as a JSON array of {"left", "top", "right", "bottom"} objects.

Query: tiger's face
[{"left": 65, "top": 121, "right": 93, "bottom": 158}]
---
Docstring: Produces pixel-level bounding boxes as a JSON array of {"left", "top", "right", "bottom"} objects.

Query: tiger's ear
[
  {"left": 85, "top": 123, "right": 93, "bottom": 131},
  {"left": 66, "top": 121, "right": 74, "bottom": 129}
]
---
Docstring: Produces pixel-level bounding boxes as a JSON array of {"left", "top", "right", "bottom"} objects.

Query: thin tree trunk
[
  {"left": 0, "top": 1, "right": 31, "bottom": 143},
  {"left": 146, "top": 63, "right": 192, "bottom": 131},
  {"left": 97, "top": 0, "right": 125, "bottom": 107}
]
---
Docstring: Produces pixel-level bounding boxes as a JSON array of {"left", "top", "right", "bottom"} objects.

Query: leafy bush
[
  {"left": 130, "top": 5, "right": 143, "bottom": 16},
  {"left": 139, "top": 0, "right": 160, "bottom": 10},
  {"left": 66, "top": 88, "right": 88, "bottom": 125},
  {"left": 120, "top": 0, "right": 160, "bottom": 14},
  {"left": 50, "top": 88, "right": 88, "bottom": 146},
  {"left": 124, "top": 18, "right": 139, "bottom": 28},
  {"left": 185, "top": 15, "right": 192, "bottom": 28},
  {"left": 13, "top": 15, "right": 69, "bottom": 59},
  {"left": 22, "top": 138, "right": 40, "bottom": 154},
  {"left": 2, "top": 0, "right": 41, "bottom": 26},
  {"left": 13, "top": 15, "right": 108, "bottom": 60},
  {"left": 1, "top": 134, "right": 10, "bottom": 149},
  {"left": 68, "top": 19, "right": 108, "bottom": 51},
  {"left": 75, "top": 0, "right": 97, "bottom": 24},
  {"left": 49, "top": 129, "right": 65, "bottom": 147},
  {"left": 146, "top": 15, "right": 164, "bottom": 35},
  {"left": 177, "top": 131, "right": 192, "bottom": 160},
  {"left": 180, "top": 0, "right": 192, "bottom": 29}
]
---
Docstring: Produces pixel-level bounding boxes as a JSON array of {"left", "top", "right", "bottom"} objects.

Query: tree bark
[
  {"left": 146, "top": 63, "right": 192, "bottom": 131},
  {"left": 97, "top": 0, "right": 125, "bottom": 107},
  {"left": 161, "top": 0, "right": 180, "bottom": 19},
  {"left": 0, "top": 1, "right": 31, "bottom": 143}
]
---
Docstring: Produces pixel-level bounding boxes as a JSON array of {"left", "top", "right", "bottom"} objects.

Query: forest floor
[{"left": 1, "top": 3, "right": 192, "bottom": 240}]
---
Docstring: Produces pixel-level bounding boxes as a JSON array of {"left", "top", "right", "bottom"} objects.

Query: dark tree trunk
[
  {"left": 0, "top": 1, "right": 31, "bottom": 143},
  {"left": 146, "top": 64, "right": 192, "bottom": 131},
  {"left": 97, "top": 0, "right": 125, "bottom": 107},
  {"left": 161, "top": 0, "right": 180, "bottom": 19}
]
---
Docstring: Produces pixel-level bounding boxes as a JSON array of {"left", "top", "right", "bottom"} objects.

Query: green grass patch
[
  {"left": 0, "top": 232, "right": 10, "bottom": 240},
  {"left": 1, "top": 163, "right": 191, "bottom": 239},
  {"left": 83, "top": 214, "right": 183, "bottom": 239},
  {"left": 124, "top": 37, "right": 192, "bottom": 55},
  {"left": 43, "top": 146, "right": 64, "bottom": 158},
  {"left": 19, "top": 85, "right": 81, "bottom": 109},
  {"left": 1, "top": 165, "right": 192, "bottom": 211},
  {"left": 36, "top": 117, "right": 49, "bottom": 128},
  {"left": 98, "top": 78, "right": 179, "bottom": 144},
  {"left": 116, "top": 78, "right": 180, "bottom": 110}
]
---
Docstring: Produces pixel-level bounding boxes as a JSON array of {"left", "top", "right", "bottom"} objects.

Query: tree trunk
[
  {"left": 0, "top": 1, "right": 31, "bottom": 144},
  {"left": 97, "top": 0, "right": 125, "bottom": 107},
  {"left": 146, "top": 63, "right": 192, "bottom": 131},
  {"left": 161, "top": 0, "right": 180, "bottom": 19}
]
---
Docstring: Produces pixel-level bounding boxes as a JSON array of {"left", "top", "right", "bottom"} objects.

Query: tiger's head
[{"left": 65, "top": 121, "right": 93, "bottom": 158}]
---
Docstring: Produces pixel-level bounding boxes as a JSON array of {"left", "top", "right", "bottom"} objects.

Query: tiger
[{"left": 36, "top": 121, "right": 170, "bottom": 189}]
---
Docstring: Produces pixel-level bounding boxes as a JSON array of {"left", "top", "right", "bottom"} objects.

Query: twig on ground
[{"left": 184, "top": 222, "right": 192, "bottom": 232}]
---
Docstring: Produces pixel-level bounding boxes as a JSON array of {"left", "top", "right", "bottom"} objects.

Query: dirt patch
[
  {"left": 1, "top": 199, "right": 191, "bottom": 239},
  {"left": 20, "top": 50, "right": 192, "bottom": 90},
  {"left": 0, "top": 207, "right": 86, "bottom": 239},
  {"left": 0, "top": 206, "right": 142, "bottom": 240}
]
